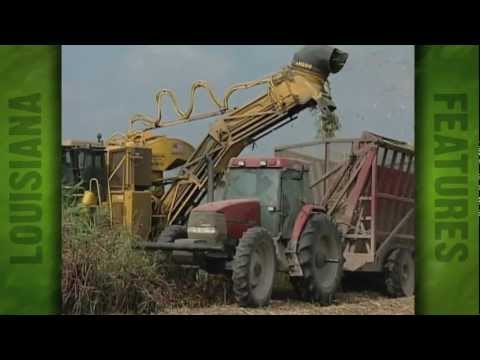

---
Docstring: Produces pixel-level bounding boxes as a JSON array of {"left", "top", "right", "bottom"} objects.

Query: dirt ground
[
  {"left": 160, "top": 292, "right": 414, "bottom": 315},
  {"left": 158, "top": 271, "right": 414, "bottom": 315}
]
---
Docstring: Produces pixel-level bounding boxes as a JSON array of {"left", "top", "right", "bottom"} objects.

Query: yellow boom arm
[{"left": 159, "top": 65, "right": 337, "bottom": 225}]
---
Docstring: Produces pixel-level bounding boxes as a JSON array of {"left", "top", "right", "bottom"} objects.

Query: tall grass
[{"left": 62, "top": 188, "right": 229, "bottom": 314}]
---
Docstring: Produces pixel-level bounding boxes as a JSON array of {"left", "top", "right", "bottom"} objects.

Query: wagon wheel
[
  {"left": 292, "top": 213, "right": 344, "bottom": 305},
  {"left": 384, "top": 248, "right": 415, "bottom": 297},
  {"left": 232, "top": 227, "right": 276, "bottom": 308}
]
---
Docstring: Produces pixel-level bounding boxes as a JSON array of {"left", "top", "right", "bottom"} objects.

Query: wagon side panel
[{"left": 372, "top": 146, "right": 415, "bottom": 269}]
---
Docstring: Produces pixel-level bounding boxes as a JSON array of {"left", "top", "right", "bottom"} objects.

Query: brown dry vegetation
[
  {"left": 62, "top": 190, "right": 413, "bottom": 315},
  {"left": 62, "top": 193, "right": 226, "bottom": 314}
]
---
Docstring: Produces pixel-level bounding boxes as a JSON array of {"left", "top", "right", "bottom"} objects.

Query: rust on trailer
[{"left": 275, "top": 131, "right": 415, "bottom": 272}]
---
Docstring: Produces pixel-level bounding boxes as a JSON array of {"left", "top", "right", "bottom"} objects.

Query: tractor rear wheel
[
  {"left": 232, "top": 227, "right": 276, "bottom": 308},
  {"left": 294, "top": 213, "right": 344, "bottom": 305},
  {"left": 384, "top": 248, "right": 415, "bottom": 297},
  {"left": 157, "top": 225, "right": 187, "bottom": 243}
]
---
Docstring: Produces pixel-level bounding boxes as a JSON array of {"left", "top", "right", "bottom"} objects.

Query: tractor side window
[
  {"left": 281, "top": 170, "right": 305, "bottom": 236},
  {"left": 303, "top": 171, "right": 313, "bottom": 203}
]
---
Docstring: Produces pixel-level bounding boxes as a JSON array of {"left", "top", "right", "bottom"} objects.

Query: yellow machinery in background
[
  {"left": 103, "top": 131, "right": 194, "bottom": 238},
  {"left": 83, "top": 45, "right": 348, "bottom": 240}
]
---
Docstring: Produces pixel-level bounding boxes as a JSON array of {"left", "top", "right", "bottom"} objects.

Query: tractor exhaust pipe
[{"left": 207, "top": 154, "right": 214, "bottom": 203}]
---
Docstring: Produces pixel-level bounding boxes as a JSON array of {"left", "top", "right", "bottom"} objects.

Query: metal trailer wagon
[{"left": 275, "top": 131, "right": 415, "bottom": 297}]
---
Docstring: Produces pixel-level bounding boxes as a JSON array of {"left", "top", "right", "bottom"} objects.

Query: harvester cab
[{"left": 62, "top": 140, "right": 107, "bottom": 203}]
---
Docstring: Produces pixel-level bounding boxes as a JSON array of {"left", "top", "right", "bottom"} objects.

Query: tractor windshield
[{"left": 224, "top": 169, "right": 280, "bottom": 206}]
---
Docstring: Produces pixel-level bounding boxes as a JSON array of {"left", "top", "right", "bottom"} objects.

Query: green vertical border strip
[
  {"left": 416, "top": 45, "right": 479, "bottom": 314},
  {"left": 0, "top": 46, "right": 61, "bottom": 314}
]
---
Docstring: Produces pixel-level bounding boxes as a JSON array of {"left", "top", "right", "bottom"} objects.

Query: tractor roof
[{"left": 229, "top": 157, "right": 309, "bottom": 171}]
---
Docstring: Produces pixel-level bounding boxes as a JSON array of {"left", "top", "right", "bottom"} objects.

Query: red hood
[{"left": 192, "top": 199, "right": 261, "bottom": 239}]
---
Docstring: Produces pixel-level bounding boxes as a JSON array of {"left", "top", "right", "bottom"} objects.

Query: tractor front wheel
[{"left": 232, "top": 227, "right": 276, "bottom": 308}]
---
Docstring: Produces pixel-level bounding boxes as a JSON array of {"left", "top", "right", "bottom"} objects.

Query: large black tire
[
  {"left": 384, "top": 248, "right": 415, "bottom": 297},
  {"left": 232, "top": 227, "right": 276, "bottom": 308},
  {"left": 156, "top": 225, "right": 187, "bottom": 243},
  {"left": 294, "top": 213, "right": 344, "bottom": 305}
]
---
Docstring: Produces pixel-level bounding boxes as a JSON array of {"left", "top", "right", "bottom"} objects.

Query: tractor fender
[{"left": 285, "top": 204, "right": 324, "bottom": 277}]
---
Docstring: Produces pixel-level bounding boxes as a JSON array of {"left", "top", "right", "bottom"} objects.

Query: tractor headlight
[{"left": 188, "top": 226, "right": 217, "bottom": 234}]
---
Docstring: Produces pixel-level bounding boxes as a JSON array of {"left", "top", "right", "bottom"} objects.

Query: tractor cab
[
  {"left": 223, "top": 157, "right": 312, "bottom": 238},
  {"left": 161, "top": 156, "right": 312, "bottom": 258},
  {"left": 171, "top": 157, "right": 314, "bottom": 268}
]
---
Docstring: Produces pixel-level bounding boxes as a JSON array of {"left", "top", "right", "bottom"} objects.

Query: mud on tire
[{"left": 232, "top": 227, "right": 276, "bottom": 308}]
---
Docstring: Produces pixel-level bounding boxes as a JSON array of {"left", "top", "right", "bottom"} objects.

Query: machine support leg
[{"left": 207, "top": 155, "right": 214, "bottom": 203}]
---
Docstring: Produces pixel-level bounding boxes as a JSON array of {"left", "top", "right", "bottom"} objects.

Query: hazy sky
[{"left": 62, "top": 45, "right": 414, "bottom": 156}]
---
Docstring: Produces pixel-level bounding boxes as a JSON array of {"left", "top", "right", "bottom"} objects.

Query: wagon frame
[{"left": 275, "top": 131, "right": 415, "bottom": 273}]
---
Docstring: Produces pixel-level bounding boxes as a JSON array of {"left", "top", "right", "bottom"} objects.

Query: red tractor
[
  {"left": 150, "top": 156, "right": 344, "bottom": 307},
  {"left": 141, "top": 132, "right": 415, "bottom": 307}
]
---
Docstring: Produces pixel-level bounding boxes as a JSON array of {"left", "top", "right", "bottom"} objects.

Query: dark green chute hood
[{"left": 292, "top": 45, "right": 348, "bottom": 77}]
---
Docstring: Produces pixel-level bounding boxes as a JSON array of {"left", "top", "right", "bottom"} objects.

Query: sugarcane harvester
[
  {"left": 102, "top": 45, "right": 347, "bottom": 240},
  {"left": 158, "top": 46, "right": 347, "bottom": 227},
  {"left": 126, "top": 45, "right": 349, "bottom": 307}
]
